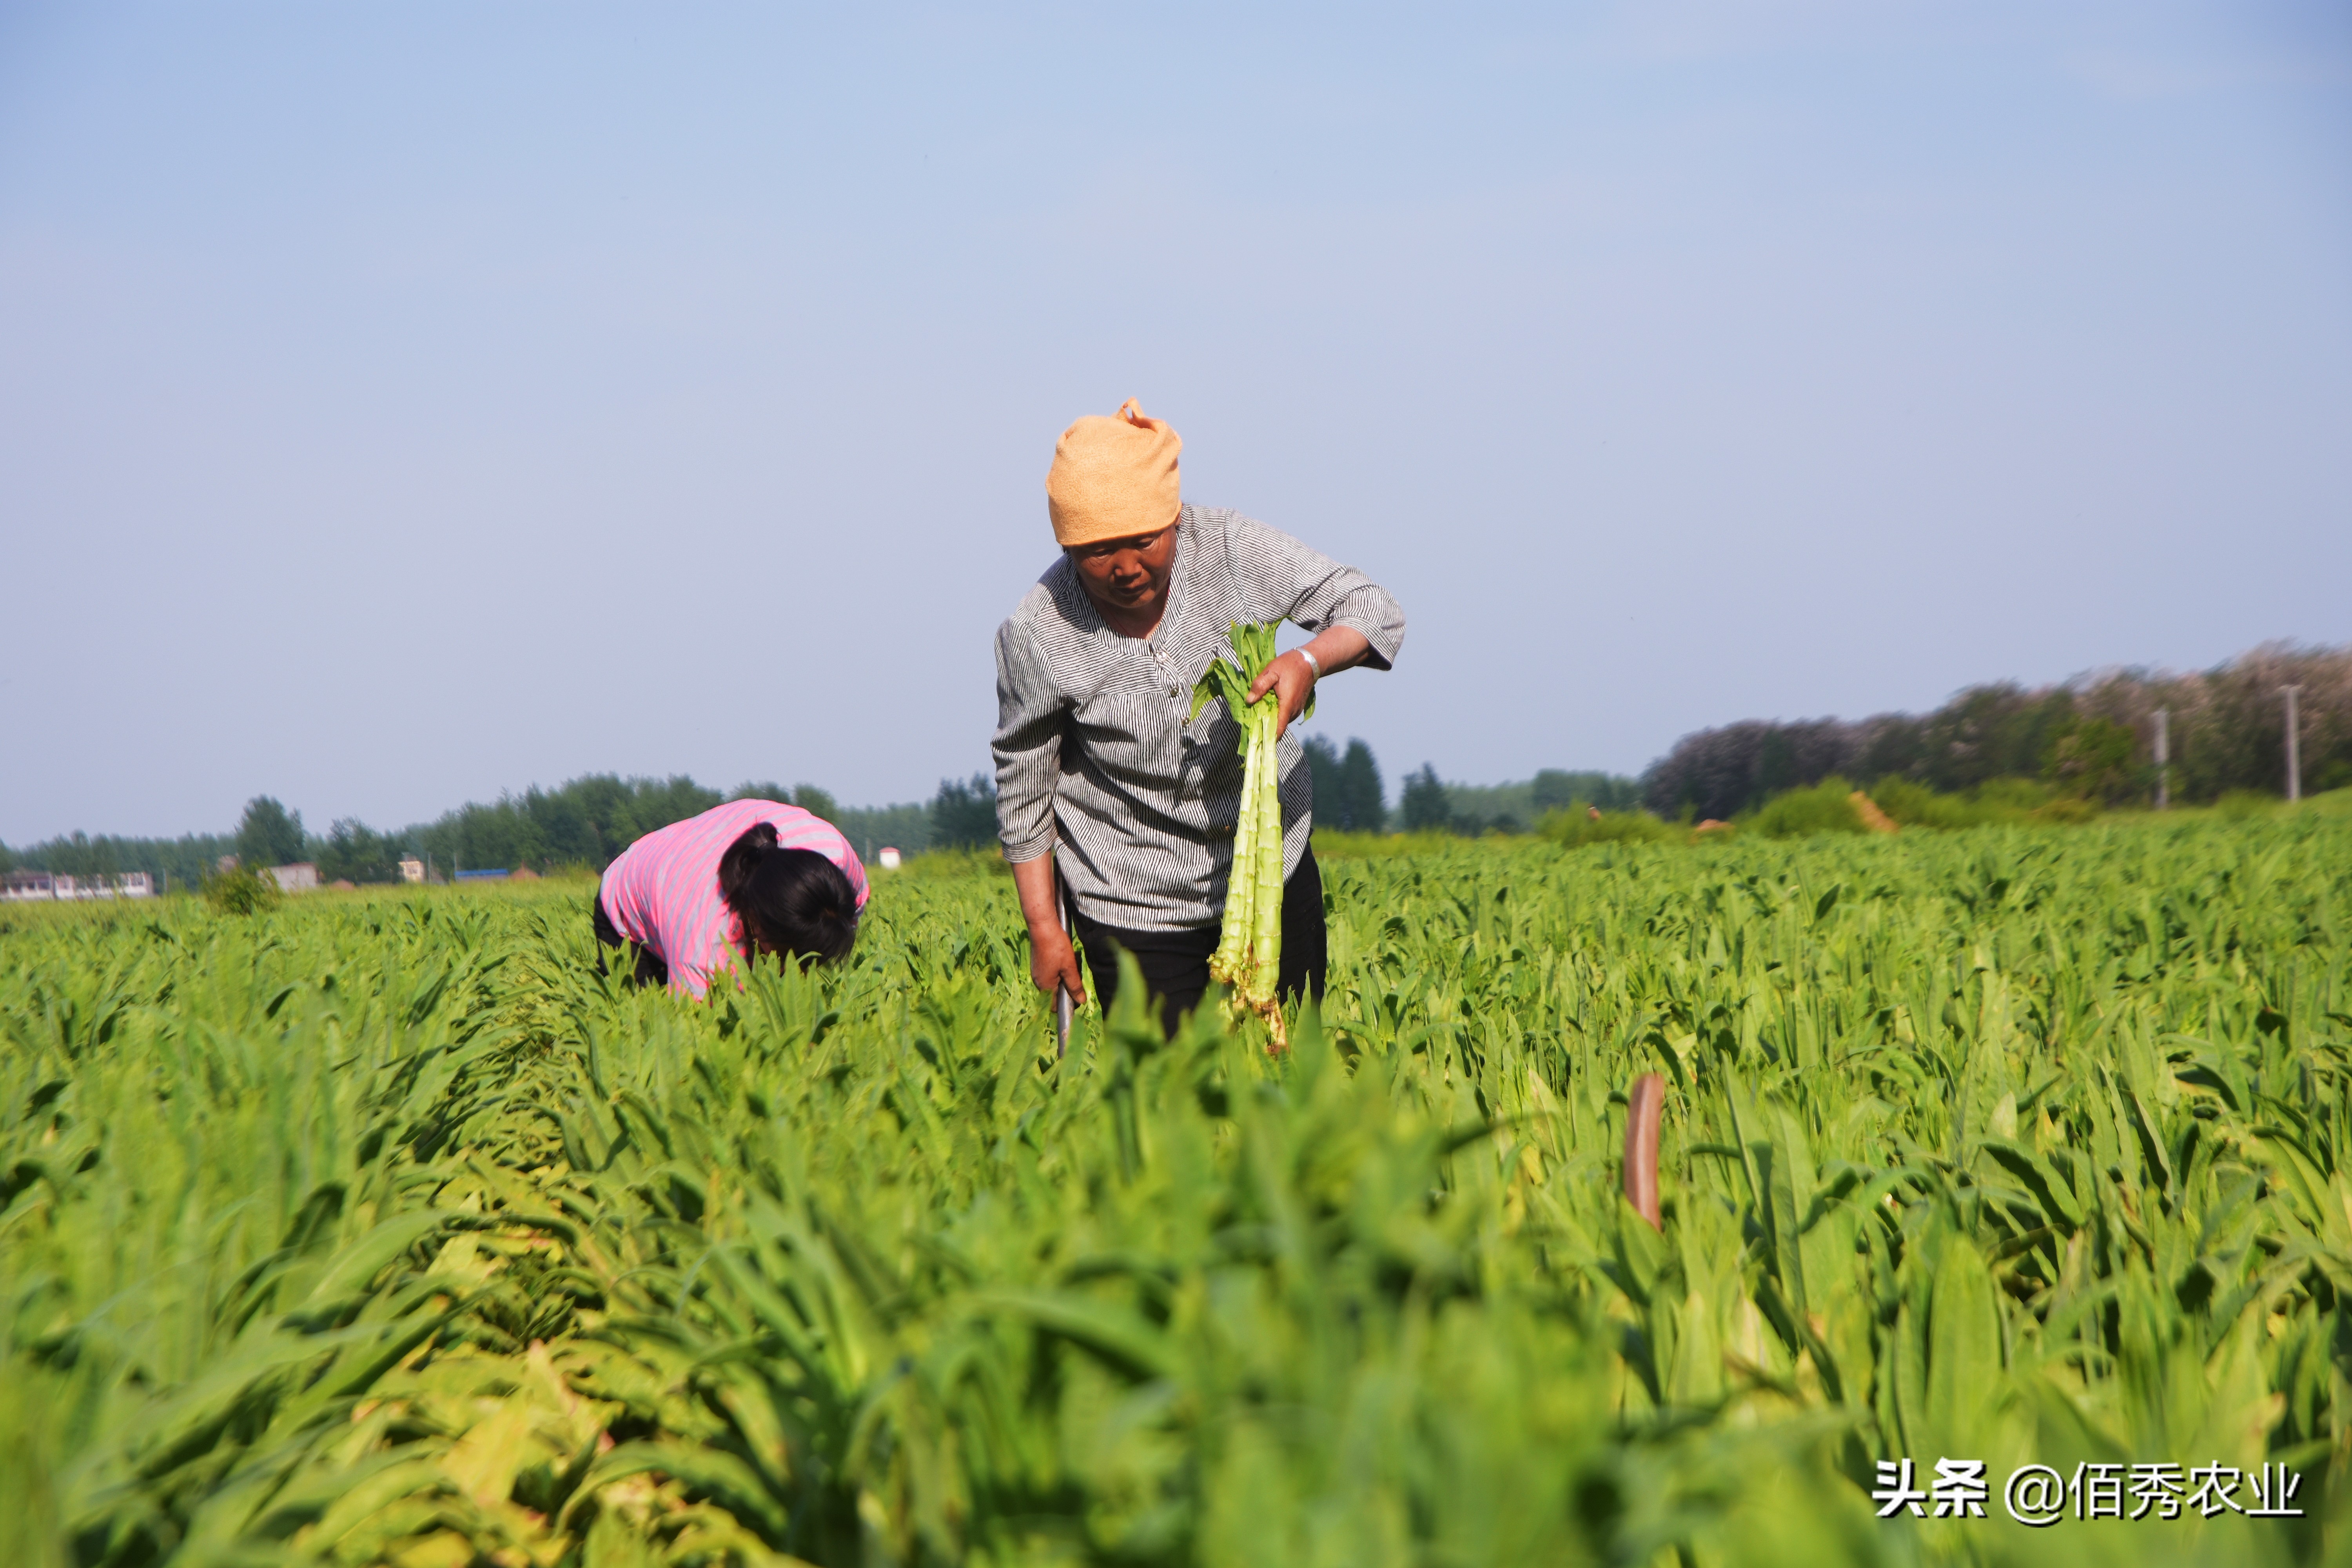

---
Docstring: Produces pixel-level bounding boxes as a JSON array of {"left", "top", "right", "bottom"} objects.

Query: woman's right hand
[
  {"left": 1011, "top": 853, "right": 1087, "bottom": 1009},
  {"left": 1029, "top": 926, "right": 1087, "bottom": 1009}
]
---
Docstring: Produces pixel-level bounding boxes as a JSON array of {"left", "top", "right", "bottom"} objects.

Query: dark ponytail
[{"left": 718, "top": 824, "right": 860, "bottom": 968}]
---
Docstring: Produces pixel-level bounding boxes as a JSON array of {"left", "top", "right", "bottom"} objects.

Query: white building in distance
[{"left": 1, "top": 871, "right": 156, "bottom": 901}]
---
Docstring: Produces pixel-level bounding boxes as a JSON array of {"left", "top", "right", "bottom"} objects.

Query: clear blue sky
[{"left": 3, "top": 2, "right": 2347, "bottom": 842}]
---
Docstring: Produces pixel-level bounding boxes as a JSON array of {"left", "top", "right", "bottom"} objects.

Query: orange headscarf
[{"left": 1045, "top": 398, "right": 1182, "bottom": 546}]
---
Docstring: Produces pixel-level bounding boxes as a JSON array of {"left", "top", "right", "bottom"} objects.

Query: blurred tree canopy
[
  {"left": 731, "top": 781, "right": 840, "bottom": 824},
  {"left": 930, "top": 774, "right": 1000, "bottom": 852},
  {"left": 1399, "top": 764, "right": 1450, "bottom": 832},
  {"left": 2043, "top": 716, "right": 2141, "bottom": 804},
  {"left": 235, "top": 797, "right": 305, "bottom": 869},
  {"left": 314, "top": 819, "right": 407, "bottom": 885},
  {"left": 1642, "top": 641, "right": 2352, "bottom": 819},
  {"left": 0, "top": 831, "right": 231, "bottom": 890},
  {"left": 410, "top": 775, "right": 722, "bottom": 874},
  {"left": 1531, "top": 770, "right": 1644, "bottom": 815},
  {"left": 1303, "top": 735, "right": 1387, "bottom": 833}
]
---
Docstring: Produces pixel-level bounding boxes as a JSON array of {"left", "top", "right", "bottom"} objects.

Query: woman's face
[{"left": 1068, "top": 522, "right": 1177, "bottom": 622}]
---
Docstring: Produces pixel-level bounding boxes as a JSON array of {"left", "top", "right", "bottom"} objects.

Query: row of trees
[
  {"left": 917, "top": 741, "right": 1394, "bottom": 849},
  {"left": 4, "top": 745, "right": 1639, "bottom": 886},
  {"left": 350, "top": 777, "right": 943, "bottom": 882},
  {"left": 399, "top": 776, "right": 741, "bottom": 878},
  {"left": 928, "top": 741, "right": 1629, "bottom": 848},
  {"left": 32, "top": 638, "right": 2335, "bottom": 884},
  {"left": 1304, "top": 738, "right": 1388, "bottom": 833},
  {"left": 0, "top": 797, "right": 312, "bottom": 889},
  {"left": 10, "top": 640, "right": 2341, "bottom": 882},
  {"left": 1645, "top": 641, "right": 2352, "bottom": 821},
  {"left": 1399, "top": 767, "right": 1645, "bottom": 836},
  {"left": 0, "top": 830, "right": 231, "bottom": 890}
]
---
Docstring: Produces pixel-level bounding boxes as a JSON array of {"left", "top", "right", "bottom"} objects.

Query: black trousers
[
  {"left": 1071, "top": 849, "right": 1327, "bottom": 1040},
  {"left": 591, "top": 894, "right": 670, "bottom": 989}
]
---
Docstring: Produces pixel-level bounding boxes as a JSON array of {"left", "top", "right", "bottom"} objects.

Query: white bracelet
[{"left": 1298, "top": 648, "right": 1322, "bottom": 680}]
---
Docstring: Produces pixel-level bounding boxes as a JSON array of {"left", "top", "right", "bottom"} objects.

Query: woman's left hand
[{"left": 1246, "top": 650, "right": 1320, "bottom": 739}]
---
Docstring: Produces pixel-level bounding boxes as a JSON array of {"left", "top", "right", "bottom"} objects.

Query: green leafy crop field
[{"left": 4, "top": 815, "right": 2348, "bottom": 1567}]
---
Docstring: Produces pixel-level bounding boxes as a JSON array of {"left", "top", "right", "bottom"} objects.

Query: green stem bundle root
[{"left": 1192, "top": 622, "right": 1309, "bottom": 1051}]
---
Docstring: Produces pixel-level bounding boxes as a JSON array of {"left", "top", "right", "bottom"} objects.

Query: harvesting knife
[{"left": 1055, "top": 870, "right": 1074, "bottom": 1057}]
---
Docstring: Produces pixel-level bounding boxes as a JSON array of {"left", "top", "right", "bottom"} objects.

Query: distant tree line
[
  {"left": 0, "top": 743, "right": 1654, "bottom": 884},
  {"left": 928, "top": 774, "right": 998, "bottom": 851},
  {"left": 10, "top": 639, "right": 2339, "bottom": 883},
  {"left": 0, "top": 830, "right": 233, "bottom": 891},
  {"left": 36, "top": 636, "right": 2330, "bottom": 887},
  {"left": 1379, "top": 762, "right": 1642, "bottom": 836},
  {"left": 0, "top": 775, "right": 1003, "bottom": 886},
  {"left": 836, "top": 802, "right": 935, "bottom": 861},
  {"left": 1303, "top": 737, "right": 1389, "bottom": 833},
  {"left": 400, "top": 776, "right": 734, "bottom": 877},
  {"left": 1644, "top": 641, "right": 2352, "bottom": 821},
  {"left": 0, "top": 796, "right": 314, "bottom": 889}
]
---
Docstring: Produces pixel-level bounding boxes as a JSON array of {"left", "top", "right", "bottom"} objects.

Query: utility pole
[
  {"left": 2284, "top": 686, "right": 2303, "bottom": 803},
  {"left": 2153, "top": 708, "right": 2169, "bottom": 810}
]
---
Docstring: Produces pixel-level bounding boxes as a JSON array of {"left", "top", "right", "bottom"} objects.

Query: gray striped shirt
[{"left": 992, "top": 506, "right": 1406, "bottom": 931}]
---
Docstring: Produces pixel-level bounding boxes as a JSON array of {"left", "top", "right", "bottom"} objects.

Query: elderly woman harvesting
[{"left": 993, "top": 400, "right": 1405, "bottom": 1038}]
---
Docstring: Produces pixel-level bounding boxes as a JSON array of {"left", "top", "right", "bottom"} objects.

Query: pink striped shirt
[{"left": 597, "top": 800, "right": 870, "bottom": 997}]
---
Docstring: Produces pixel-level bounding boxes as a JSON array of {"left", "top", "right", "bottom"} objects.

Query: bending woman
[{"left": 593, "top": 798, "right": 868, "bottom": 995}]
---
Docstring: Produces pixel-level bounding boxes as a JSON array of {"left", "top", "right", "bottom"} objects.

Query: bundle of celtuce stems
[{"left": 1191, "top": 621, "right": 1308, "bottom": 1050}]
